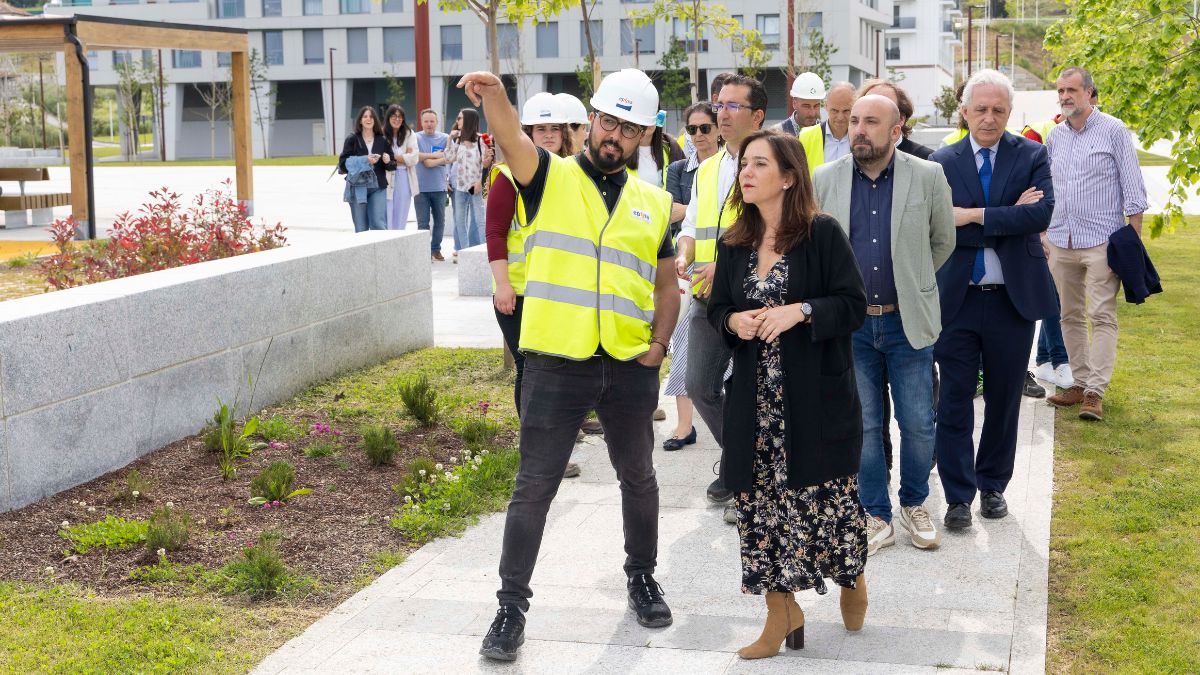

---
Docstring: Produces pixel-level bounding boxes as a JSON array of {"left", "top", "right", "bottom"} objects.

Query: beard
[
  {"left": 587, "top": 135, "right": 631, "bottom": 173},
  {"left": 851, "top": 136, "right": 889, "bottom": 164}
]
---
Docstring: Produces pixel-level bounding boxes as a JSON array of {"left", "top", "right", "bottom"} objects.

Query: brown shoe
[
  {"left": 1079, "top": 391, "right": 1104, "bottom": 421},
  {"left": 431, "top": 251, "right": 445, "bottom": 261},
  {"left": 1047, "top": 385, "right": 1085, "bottom": 408}
]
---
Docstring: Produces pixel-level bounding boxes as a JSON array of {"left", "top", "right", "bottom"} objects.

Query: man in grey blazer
[{"left": 812, "top": 95, "right": 955, "bottom": 555}]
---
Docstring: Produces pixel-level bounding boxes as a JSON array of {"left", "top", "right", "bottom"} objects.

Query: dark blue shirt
[{"left": 849, "top": 155, "right": 897, "bottom": 306}]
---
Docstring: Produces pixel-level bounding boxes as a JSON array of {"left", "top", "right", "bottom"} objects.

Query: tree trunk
[
  {"left": 581, "top": 0, "right": 600, "bottom": 95},
  {"left": 487, "top": 5, "right": 500, "bottom": 75},
  {"left": 691, "top": 1, "right": 701, "bottom": 102}
]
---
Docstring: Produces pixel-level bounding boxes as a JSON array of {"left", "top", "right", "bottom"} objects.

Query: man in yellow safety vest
[{"left": 797, "top": 81, "right": 857, "bottom": 175}]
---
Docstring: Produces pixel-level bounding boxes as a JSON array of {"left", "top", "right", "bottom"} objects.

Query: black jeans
[
  {"left": 497, "top": 353, "right": 661, "bottom": 611},
  {"left": 494, "top": 295, "right": 526, "bottom": 416}
]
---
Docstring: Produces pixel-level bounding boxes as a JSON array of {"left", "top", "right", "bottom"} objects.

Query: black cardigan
[
  {"left": 337, "top": 133, "right": 395, "bottom": 190},
  {"left": 706, "top": 214, "right": 867, "bottom": 491}
]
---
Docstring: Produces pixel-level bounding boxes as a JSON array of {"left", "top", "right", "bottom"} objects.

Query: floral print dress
[{"left": 734, "top": 250, "right": 868, "bottom": 595}]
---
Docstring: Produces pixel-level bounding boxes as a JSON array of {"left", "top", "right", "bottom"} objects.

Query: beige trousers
[{"left": 1046, "top": 241, "right": 1122, "bottom": 396}]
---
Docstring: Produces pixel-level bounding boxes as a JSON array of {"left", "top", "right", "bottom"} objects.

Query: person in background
[
  {"left": 778, "top": 71, "right": 826, "bottom": 135},
  {"left": 708, "top": 130, "right": 868, "bottom": 659},
  {"left": 556, "top": 92, "right": 590, "bottom": 153},
  {"left": 383, "top": 104, "right": 419, "bottom": 230},
  {"left": 628, "top": 121, "right": 685, "bottom": 189},
  {"left": 661, "top": 101, "right": 723, "bottom": 452},
  {"left": 445, "top": 108, "right": 495, "bottom": 257},
  {"left": 858, "top": 79, "right": 934, "bottom": 160},
  {"left": 338, "top": 105, "right": 393, "bottom": 232},
  {"left": 797, "top": 81, "right": 856, "bottom": 175},
  {"left": 414, "top": 109, "right": 451, "bottom": 260}
]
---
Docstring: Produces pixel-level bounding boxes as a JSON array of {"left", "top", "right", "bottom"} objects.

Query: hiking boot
[
  {"left": 898, "top": 505, "right": 941, "bottom": 549},
  {"left": 980, "top": 490, "right": 1008, "bottom": 519},
  {"left": 1023, "top": 371, "right": 1046, "bottom": 398},
  {"left": 627, "top": 573, "right": 673, "bottom": 627},
  {"left": 479, "top": 604, "right": 525, "bottom": 661},
  {"left": 1079, "top": 391, "right": 1104, "bottom": 421},
  {"left": 1047, "top": 385, "right": 1085, "bottom": 408},
  {"left": 865, "top": 515, "right": 894, "bottom": 556}
]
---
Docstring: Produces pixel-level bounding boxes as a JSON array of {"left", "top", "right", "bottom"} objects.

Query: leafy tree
[
  {"left": 577, "top": 0, "right": 601, "bottom": 100},
  {"left": 733, "top": 29, "right": 772, "bottom": 80},
  {"left": 802, "top": 25, "right": 837, "bottom": 84},
  {"left": 933, "top": 84, "right": 960, "bottom": 126},
  {"left": 1046, "top": 0, "right": 1200, "bottom": 236},
  {"left": 657, "top": 38, "right": 692, "bottom": 110},
  {"left": 421, "top": 0, "right": 573, "bottom": 74},
  {"left": 574, "top": 59, "right": 595, "bottom": 100}
]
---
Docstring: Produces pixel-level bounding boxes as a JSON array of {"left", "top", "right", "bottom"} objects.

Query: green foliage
[
  {"left": 657, "top": 38, "right": 693, "bottom": 109},
  {"left": 303, "top": 442, "right": 338, "bottom": 458},
  {"left": 257, "top": 415, "right": 302, "bottom": 442},
  {"left": 574, "top": 59, "right": 596, "bottom": 101},
  {"left": 631, "top": 0, "right": 758, "bottom": 103},
  {"left": 215, "top": 531, "right": 317, "bottom": 600},
  {"left": 382, "top": 68, "right": 406, "bottom": 106},
  {"left": 396, "top": 457, "right": 439, "bottom": 502},
  {"left": 248, "top": 461, "right": 312, "bottom": 505},
  {"left": 208, "top": 401, "right": 265, "bottom": 480},
  {"left": 114, "top": 468, "right": 151, "bottom": 504},
  {"left": 1044, "top": 0, "right": 1199, "bottom": 237},
  {"left": 5, "top": 252, "right": 37, "bottom": 269},
  {"left": 353, "top": 549, "right": 408, "bottom": 588},
  {"left": 933, "top": 84, "right": 961, "bottom": 126},
  {"left": 59, "top": 516, "right": 148, "bottom": 554},
  {"left": 455, "top": 412, "right": 499, "bottom": 451},
  {"left": 733, "top": 29, "right": 772, "bottom": 80},
  {"left": 800, "top": 26, "right": 837, "bottom": 84},
  {"left": 361, "top": 424, "right": 400, "bottom": 466},
  {"left": 145, "top": 506, "right": 191, "bottom": 553},
  {"left": 391, "top": 446, "right": 520, "bottom": 543},
  {"left": 128, "top": 560, "right": 216, "bottom": 587},
  {"left": 396, "top": 373, "right": 440, "bottom": 425}
]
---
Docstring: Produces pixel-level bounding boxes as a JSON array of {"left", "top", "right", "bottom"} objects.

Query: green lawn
[
  {"left": 1047, "top": 221, "right": 1200, "bottom": 671},
  {"left": 1136, "top": 149, "right": 1173, "bottom": 166}
]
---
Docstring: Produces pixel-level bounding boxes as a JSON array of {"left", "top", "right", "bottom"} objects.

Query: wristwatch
[{"left": 800, "top": 302, "right": 813, "bottom": 323}]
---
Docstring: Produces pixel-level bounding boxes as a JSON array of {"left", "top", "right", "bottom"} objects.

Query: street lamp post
[{"left": 328, "top": 47, "right": 337, "bottom": 156}]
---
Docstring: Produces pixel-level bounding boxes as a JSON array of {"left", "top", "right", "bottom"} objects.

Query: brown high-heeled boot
[
  {"left": 737, "top": 591, "right": 805, "bottom": 659},
  {"left": 840, "top": 574, "right": 868, "bottom": 631}
]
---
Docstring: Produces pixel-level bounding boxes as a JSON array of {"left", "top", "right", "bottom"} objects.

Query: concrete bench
[
  {"left": 0, "top": 167, "right": 70, "bottom": 228},
  {"left": 457, "top": 243, "right": 492, "bottom": 297}
]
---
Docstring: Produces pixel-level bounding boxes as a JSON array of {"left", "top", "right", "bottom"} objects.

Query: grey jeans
[
  {"left": 684, "top": 298, "right": 731, "bottom": 455},
  {"left": 496, "top": 353, "right": 661, "bottom": 611}
]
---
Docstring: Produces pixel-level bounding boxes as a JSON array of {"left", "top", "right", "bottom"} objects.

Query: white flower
[
  {"left": 474, "top": 456, "right": 484, "bottom": 465},
  {"left": 412, "top": 504, "right": 420, "bottom": 512},
  {"left": 481, "top": 449, "right": 490, "bottom": 456},
  {"left": 60, "top": 520, "right": 70, "bottom": 529},
  {"left": 449, "top": 457, "right": 458, "bottom": 464},
  {"left": 444, "top": 471, "right": 452, "bottom": 479},
  {"left": 165, "top": 502, "right": 174, "bottom": 508},
  {"left": 78, "top": 501, "right": 86, "bottom": 507},
  {"left": 44, "top": 566, "right": 55, "bottom": 575},
  {"left": 132, "top": 490, "right": 140, "bottom": 497},
  {"left": 442, "top": 502, "right": 451, "bottom": 511},
  {"left": 435, "top": 463, "right": 443, "bottom": 471},
  {"left": 156, "top": 548, "right": 166, "bottom": 557},
  {"left": 87, "top": 506, "right": 96, "bottom": 513},
  {"left": 403, "top": 495, "right": 412, "bottom": 503},
  {"left": 418, "top": 469, "right": 426, "bottom": 476}
]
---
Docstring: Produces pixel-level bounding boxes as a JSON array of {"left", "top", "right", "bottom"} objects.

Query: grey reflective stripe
[
  {"left": 694, "top": 226, "right": 721, "bottom": 241},
  {"left": 509, "top": 217, "right": 521, "bottom": 233},
  {"left": 524, "top": 281, "right": 653, "bottom": 324},
  {"left": 532, "top": 230, "right": 597, "bottom": 259},
  {"left": 508, "top": 251, "right": 526, "bottom": 263},
  {"left": 600, "top": 246, "right": 656, "bottom": 284},
  {"left": 693, "top": 261, "right": 712, "bottom": 270}
]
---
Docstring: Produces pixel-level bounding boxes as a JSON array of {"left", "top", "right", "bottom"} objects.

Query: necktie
[{"left": 972, "top": 148, "right": 991, "bottom": 284}]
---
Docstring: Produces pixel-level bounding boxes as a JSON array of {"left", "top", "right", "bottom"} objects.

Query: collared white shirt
[
  {"left": 969, "top": 134, "right": 1005, "bottom": 285},
  {"left": 824, "top": 123, "right": 851, "bottom": 163},
  {"left": 680, "top": 147, "right": 738, "bottom": 241}
]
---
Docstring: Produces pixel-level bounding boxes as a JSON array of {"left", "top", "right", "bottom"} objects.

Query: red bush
[{"left": 41, "top": 180, "right": 287, "bottom": 290}]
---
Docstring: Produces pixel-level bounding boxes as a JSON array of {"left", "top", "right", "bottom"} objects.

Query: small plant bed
[
  {"left": 0, "top": 260, "right": 46, "bottom": 302},
  {"left": 0, "top": 348, "right": 520, "bottom": 671}
]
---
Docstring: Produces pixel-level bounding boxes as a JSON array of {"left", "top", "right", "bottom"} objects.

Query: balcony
[
  {"left": 943, "top": 20, "right": 955, "bottom": 32},
  {"left": 885, "top": 47, "right": 900, "bottom": 60},
  {"left": 891, "top": 16, "right": 916, "bottom": 29}
]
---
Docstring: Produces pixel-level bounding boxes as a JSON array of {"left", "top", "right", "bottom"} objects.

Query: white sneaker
[
  {"left": 1054, "top": 364, "right": 1075, "bottom": 389},
  {"left": 1034, "top": 362, "right": 1055, "bottom": 384},
  {"left": 866, "top": 516, "right": 895, "bottom": 556},
  {"left": 898, "top": 505, "right": 942, "bottom": 549}
]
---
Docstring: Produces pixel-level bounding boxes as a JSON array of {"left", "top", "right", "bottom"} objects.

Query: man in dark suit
[{"left": 928, "top": 69, "right": 1058, "bottom": 530}]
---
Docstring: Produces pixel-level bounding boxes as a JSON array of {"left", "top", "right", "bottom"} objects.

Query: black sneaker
[
  {"left": 944, "top": 503, "right": 972, "bottom": 530},
  {"left": 627, "top": 573, "right": 673, "bottom": 627},
  {"left": 1023, "top": 371, "right": 1046, "bottom": 399},
  {"left": 479, "top": 604, "right": 525, "bottom": 661},
  {"left": 707, "top": 462, "right": 733, "bottom": 502},
  {"left": 980, "top": 490, "right": 1009, "bottom": 519}
]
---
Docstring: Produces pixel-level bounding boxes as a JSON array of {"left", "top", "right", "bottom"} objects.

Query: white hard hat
[
  {"left": 554, "top": 93, "right": 589, "bottom": 124},
  {"left": 589, "top": 69, "right": 659, "bottom": 127},
  {"left": 790, "top": 72, "right": 827, "bottom": 100},
  {"left": 521, "top": 92, "right": 567, "bottom": 125}
]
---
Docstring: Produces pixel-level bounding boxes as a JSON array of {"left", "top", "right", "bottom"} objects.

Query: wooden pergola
[{"left": 0, "top": 15, "right": 253, "bottom": 238}]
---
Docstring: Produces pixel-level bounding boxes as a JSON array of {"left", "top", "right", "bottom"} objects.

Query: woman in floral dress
[{"left": 707, "top": 130, "right": 870, "bottom": 660}]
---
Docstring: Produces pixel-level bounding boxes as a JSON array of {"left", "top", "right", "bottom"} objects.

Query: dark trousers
[
  {"left": 497, "top": 353, "right": 661, "bottom": 611},
  {"left": 494, "top": 296, "right": 526, "bottom": 416},
  {"left": 934, "top": 287, "right": 1035, "bottom": 505},
  {"left": 685, "top": 298, "right": 732, "bottom": 484}
]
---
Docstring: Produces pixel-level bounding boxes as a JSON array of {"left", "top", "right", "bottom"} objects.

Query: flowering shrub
[
  {"left": 391, "top": 444, "right": 519, "bottom": 543},
  {"left": 455, "top": 400, "right": 499, "bottom": 450},
  {"left": 40, "top": 180, "right": 287, "bottom": 290}
]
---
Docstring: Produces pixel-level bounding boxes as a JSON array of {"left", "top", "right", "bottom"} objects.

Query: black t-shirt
[{"left": 518, "top": 147, "right": 674, "bottom": 259}]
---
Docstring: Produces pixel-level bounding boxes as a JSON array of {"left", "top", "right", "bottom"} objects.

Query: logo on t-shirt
[{"left": 630, "top": 208, "right": 652, "bottom": 224}]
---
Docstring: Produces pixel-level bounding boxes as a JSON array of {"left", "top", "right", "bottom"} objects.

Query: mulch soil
[{"left": 0, "top": 407, "right": 508, "bottom": 605}]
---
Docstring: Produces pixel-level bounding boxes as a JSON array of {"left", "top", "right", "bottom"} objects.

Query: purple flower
[
  {"left": 263, "top": 502, "right": 271, "bottom": 509},
  {"left": 269, "top": 441, "right": 288, "bottom": 450},
  {"left": 272, "top": 500, "right": 282, "bottom": 507}
]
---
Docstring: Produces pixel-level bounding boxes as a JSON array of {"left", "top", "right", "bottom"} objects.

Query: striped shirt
[{"left": 1045, "top": 109, "right": 1148, "bottom": 249}]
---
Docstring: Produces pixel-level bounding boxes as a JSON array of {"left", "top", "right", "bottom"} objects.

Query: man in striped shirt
[{"left": 1044, "top": 67, "right": 1149, "bottom": 421}]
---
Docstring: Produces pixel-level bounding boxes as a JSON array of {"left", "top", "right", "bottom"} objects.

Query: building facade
[
  {"left": 883, "top": 0, "right": 962, "bottom": 119},
  {"left": 47, "top": 0, "right": 893, "bottom": 159}
]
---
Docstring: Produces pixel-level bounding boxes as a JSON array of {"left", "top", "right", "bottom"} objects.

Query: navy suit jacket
[{"left": 929, "top": 131, "right": 1058, "bottom": 324}]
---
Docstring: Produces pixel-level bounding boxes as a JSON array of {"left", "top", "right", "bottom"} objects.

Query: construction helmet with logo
[
  {"left": 554, "top": 93, "right": 589, "bottom": 125},
  {"left": 590, "top": 68, "right": 659, "bottom": 127},
  {"left": 521, "top": 92, "right": 567, "bottom": 125},
  {"left": 790, "top": 72, "right": 827, "bottom": 99}
]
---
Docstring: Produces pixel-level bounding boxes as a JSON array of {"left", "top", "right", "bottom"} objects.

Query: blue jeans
[
  {"left": 853, "top": 312, "right": 936, "bottom": 523},
  {"left": 1036, "top": 287, "right": 1068, "bottom": 367},
  {"left": 452, "top": 189, "right": 485, "bottom": 251},
  {"left": 413, "top": 191, "right": 448, "bottom": 252},
  {"left": 349, "top": 187, "right": 387, "bottom": 232}
]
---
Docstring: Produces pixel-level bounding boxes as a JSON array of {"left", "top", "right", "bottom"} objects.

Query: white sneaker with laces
[
  {"left": 866, "top": 516, "right": 894, "bottom": 556},
  {"left": 1034, "top": 362, "right": 1055, "bottom": 384},
  {"left": 1054, "top": 364, "right": 1075, "bottom": 390},
  {"left": 898, "top": 505, "right": 941, "bottom": 549}
]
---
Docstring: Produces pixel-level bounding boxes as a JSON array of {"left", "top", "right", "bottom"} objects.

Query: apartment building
[{"left": 883, "top": 0, "right": 962, "bottom": 119}]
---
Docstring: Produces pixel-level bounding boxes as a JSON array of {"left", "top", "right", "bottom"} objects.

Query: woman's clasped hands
[{"left": 727, "top": 304, "right": 807, "bottom": 343}]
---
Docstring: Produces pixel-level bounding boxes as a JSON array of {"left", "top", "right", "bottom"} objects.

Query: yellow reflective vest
[
  {"left": 520, "top": 154, "right": 672, "bottom": 361},
  {"left": 488, "top": 164, "right": 533, "bottom": 295},
  {"left": 1021, "top": 119, "right": 1059, "bottom": 145},
  {"left": 942, "top": 128, "right": 969, "bottom": 147},
  {"left": 692, "top": 147, "right": 740, "bottom": 270},
  {"left": 798, "top": 122, "right": 826, "bottom": 176}
]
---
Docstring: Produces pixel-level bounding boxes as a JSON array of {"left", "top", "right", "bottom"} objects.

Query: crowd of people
[{"left": 342, "top": 62, "right": 1152, "bottom": 663}]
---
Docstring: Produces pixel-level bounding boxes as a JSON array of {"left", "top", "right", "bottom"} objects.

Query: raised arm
[{"left": 458, "top": 71, "right": 539, "bottom": 186}]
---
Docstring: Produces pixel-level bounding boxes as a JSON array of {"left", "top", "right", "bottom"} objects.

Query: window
[
  {"left": 671, "top": 18, "right": 707, "bottom": 52},
  {"left": 217, "top": 0, "right": 244, "bottom": 18},
  {"left": 496, "top": 24, "right": 519, "bottom": 60},
  {"left": 382, "top": 0, "right": 402, "bottom": 12},
  {"left": 111, "top": 0, "right": 138, "bottom": 5},
  {"left": 798, "top": 12, "right": 822, "bottom": 46},
  {"left": 384, "top": 27, "right": 415, "bottom": 62},
  {"left": 263, "top": 30, "right": 284, "bottom": 65},
  {"left": 536, "top": 22, "right": 558, "bottom": 58},
  {"left": 340, "top": 0, "right": 367, "bottom": 14},
  {"left": 218, "top": 52, "right": 232, "bottom": 67},
  {"left": 173, "top": 50, "right": 201, "bottom": 68},
  {"left": 620, "top": 20, "right": 654, "bottom": 55},
  {"left": 303, "top": 0, "right": 322, "bottom": 15},
  {"left": 579, "top": 20, "right": 602, "bottom": 56},
  {"left": 886, "top": 37, "right": 900, "bottom": 61},
  {"left": 441, "top": 25, "right": 463, "bottom": 60},
  {"left": 347, "top": 28, "right": 368, "bottom": 63},
  {"left": 303, "top": 30, "right": 324, "bottom": 64},
  {"left": 113, "top": 51, "right": 132, "bottom": 68},
  {"left": 86, "top": 50, "right": 98, "bottom": 70},
  {"left": 755, "top": 14, "right": 780, "bottom": 47},
  {"left": 261, "top": 0, "right": 281, "bottom": 16}
]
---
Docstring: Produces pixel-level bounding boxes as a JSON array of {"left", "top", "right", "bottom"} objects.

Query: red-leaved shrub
[{"left": 41, "top": 180, "right": 287, "bottom": 290}]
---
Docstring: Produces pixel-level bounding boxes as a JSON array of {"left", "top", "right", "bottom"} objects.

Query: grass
[
  {"left": 1136, "top": 149, "right": 1173, "bottom": 167},
  {"left": 1047, "top": 220, "right": 1200, "bottom": 672}
]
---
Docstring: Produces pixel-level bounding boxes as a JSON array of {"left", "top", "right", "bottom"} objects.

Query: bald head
[
  {"left": 849, "top": 94, "right": 902, "bottom": 167},
  {"left": 825, "top": 82, "right": 856, "bottom": 139},
  {"left": 854, "top": 94, "right": 901, "bottom": 127}
]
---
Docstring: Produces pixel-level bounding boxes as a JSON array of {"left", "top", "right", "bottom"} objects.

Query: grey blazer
[{"left": 812, "top": 150, "right": 955, "bottom": 350}]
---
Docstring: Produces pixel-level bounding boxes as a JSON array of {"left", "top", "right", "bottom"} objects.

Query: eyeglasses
[
  {"left": 685, "top": 123, "right": 715, "bottom": 135},
  {"left": 595, "top": 113, "right": 645, "bottom": 139},
  {"left": 712, "top": 101, "right": 757, "bottom": 114}
]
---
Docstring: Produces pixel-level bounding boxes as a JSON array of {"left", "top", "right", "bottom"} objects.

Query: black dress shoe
[
  {"left": 479, "top": 604, "right": 525, "bottom": 661},
  {"left": 1023, "top": 371, "right": 1047, "bottom": 399},
  {"left": 627, "top": 573, "right": 673, "bottom": 627},
  {"left": 662, "top": 426, "right": 697, "bottom": 451},
  {"left": 706, "top": 478, "right": 733, "bottom": 503},
  {"left": 944, "top": 503, "right": 972, "bottom": 530},
  {"left": 980, "top": 490, "right": 1009, "bottom": 519}
]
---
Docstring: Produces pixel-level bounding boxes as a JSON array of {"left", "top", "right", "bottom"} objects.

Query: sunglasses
[{"left": 685, "top": 123, "right": 715, "bottom": 135}]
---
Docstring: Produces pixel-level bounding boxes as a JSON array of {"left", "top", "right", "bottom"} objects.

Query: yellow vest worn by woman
[
  {"left": 488, "top": 164, "right": 533, "bottom": 295},
  {"left": 521, "top": 154, "right": 672, "bottom": 361},
  {"left": 692, "top": 147, "right": 740, "bottom": 269}
]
